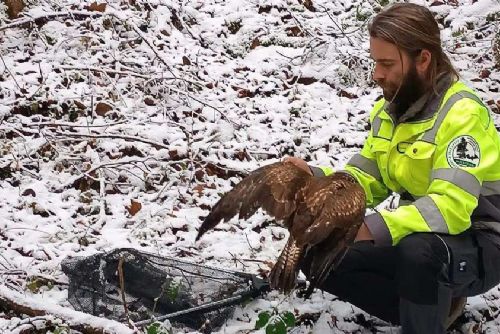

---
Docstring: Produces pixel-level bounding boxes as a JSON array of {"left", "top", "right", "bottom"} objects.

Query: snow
[{"left": 1, "top": 0, "right": 500, "bottom": 333}]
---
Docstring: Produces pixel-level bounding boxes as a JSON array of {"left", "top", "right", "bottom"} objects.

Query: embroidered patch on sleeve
[{"left": 446, "top": 135, "right": 481, "bottom": 168}]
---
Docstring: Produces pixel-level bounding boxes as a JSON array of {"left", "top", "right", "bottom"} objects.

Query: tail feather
[
  {"left": 302, "top": 240, "right": 347, "bottom": 298},
  {"left": 269, "top": 236, "right": 303, "bottom": 293}
]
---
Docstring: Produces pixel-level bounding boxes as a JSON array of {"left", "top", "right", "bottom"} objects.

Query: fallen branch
[
  {"left": 55, "top": 65, "right": 152, "bottom": 79},
  {"left": 54, "top": 131, "right": 170, "bottom": 150},
  {"left": 0, "top": 285, "right": 135, "bottom": 334},
  {"left": 26, "top": 120, "right": 128, "bottom": 128},
  {"left": 0, "top": 10, "right": 102, "bottom": 32}
]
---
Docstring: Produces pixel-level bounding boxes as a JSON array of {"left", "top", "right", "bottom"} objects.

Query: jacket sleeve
[
  {"left": 343, "top": 132, "right": 390, "bottom": 208},
  {"left": 365, "top": 97, "right": 499, "bottom": 246}
]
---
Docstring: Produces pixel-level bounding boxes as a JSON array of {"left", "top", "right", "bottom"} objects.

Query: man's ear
[{"left": 416, "top": 49, "right": 432, "bottom": 76}]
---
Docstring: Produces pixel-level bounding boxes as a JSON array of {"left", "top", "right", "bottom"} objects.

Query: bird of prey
[{"left": 195, "top": 161, "right": 366, "bottom": 294}]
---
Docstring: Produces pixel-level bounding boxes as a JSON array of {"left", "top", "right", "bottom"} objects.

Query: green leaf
[
  {"left": 265, "top": 320, "right": 287, "bottom": 334},
  {"left": 146, "top": 322, "right": 160, "bottom": 334},
  {"left": 280, "top": 311, "right": 295, "bottom": 328},
  {"left": 255, "top": 311, "right": 271, "bottom": 329}
]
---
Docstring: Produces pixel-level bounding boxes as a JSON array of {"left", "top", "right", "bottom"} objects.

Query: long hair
[{"left": 368, "top": 3, "right": 459, "bottom": 94}]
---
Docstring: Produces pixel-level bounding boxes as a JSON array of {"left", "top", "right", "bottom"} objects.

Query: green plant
[
  {"left": 146, "top": 322, "right": 173, "bottom": 334},
  {"left": 355, "top": 5, "right": 371, "bottom": 22},
  {"left": 255, "top": 310, "right": 296, "bottom": 334}
]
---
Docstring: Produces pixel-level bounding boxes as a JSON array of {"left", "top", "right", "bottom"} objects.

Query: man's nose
[{"left": 372, "top": 64, "right": 384, "bottom": 81}]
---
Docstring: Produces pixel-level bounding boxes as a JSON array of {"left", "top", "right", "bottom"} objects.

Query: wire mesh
[{"left": 61, "top": 248, "right": 268, "bottom": 332}]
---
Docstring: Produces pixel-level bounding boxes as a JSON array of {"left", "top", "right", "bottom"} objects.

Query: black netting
[{"left": 61, "top": 248, "right": 268, "bottom": 332}]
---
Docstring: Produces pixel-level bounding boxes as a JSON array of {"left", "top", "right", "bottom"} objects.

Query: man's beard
[{"left": 382, "top": 64, "right": 426, "bottom": 114}]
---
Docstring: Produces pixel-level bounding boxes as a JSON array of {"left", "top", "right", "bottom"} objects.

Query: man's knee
[{"left": 397, "top": 233, "right": 448, "bottom": 270}]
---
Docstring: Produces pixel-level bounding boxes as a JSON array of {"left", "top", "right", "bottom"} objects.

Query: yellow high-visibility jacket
[{"left": 313, "top": 78, "right": 500, "bottom": 246}]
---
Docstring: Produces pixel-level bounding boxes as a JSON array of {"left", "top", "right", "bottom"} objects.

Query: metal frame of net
[{"left": 61, "top": 248, "right": 269, "bottom": 332}]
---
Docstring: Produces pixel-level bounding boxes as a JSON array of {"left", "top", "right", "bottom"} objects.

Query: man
[{"left": 287, "top": 3, "right": 500, "bottom": 334}]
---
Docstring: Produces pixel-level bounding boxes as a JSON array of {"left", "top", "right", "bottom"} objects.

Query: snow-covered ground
[{"left": 1, "top": 0, "right": 499, "bottom": 333}]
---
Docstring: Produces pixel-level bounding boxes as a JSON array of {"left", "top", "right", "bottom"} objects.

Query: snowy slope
[{"left": 1, "top": 0, "right": 500, "bottom": 333}]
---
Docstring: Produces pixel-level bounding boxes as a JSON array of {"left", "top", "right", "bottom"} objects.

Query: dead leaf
[
  {"left": 193, "top": 184, "right": 205, "bottom": 195},
  {"left": 88, "top": 2, "right": 106, "bottom": 12},
  {"left": 95, "top": 102, "right": 112, "bottom": 116},
  {"left": 234, "top": 150, "right": 251, "bottom": 161},
  {"left": 296, "top": 77, "right": 317, "bottom": 85},
  {"left": 338, "top": 90, "right": 358, "bottom": 99},
  {"left": 258, "top": 5, "right": 272, "bottom": 13},
  {"left": 286, "top": 26, "right": 304, "bottom": 37},
  {"left": 74, "top": 100, "right": 86, "bottom": 110},
  {"left": 250, "top": 38, "right": 260, "bottom": 50},
  {"left": 237, "top": 88, "right": 255, "bottom": 98},
  {"left": 430, "top": 1, "right": 445, "bottom": 6},
  {"left": 182, "top": 56, "right": 191, "bottom": 66},
  {"left": 22, "top": 189, "right": 36, "bottom": 197},
  {"left": 144, "top": 97, "right": 156, "bottom": 106},
  {"left": 126, "top": 200, "right": 142, "bottom": 216},
  {"left": 479, "top": 69, "right": 491, "bottom": 79},
  {"left": 302, "top": 0, "right": 316, "bottom": 11},
  {"left": 5, "top": 0, "right": 25, "bottom": 19}
]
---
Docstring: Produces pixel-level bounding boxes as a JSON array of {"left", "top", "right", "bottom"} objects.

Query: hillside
[{"left": 1, "top": 0, "right": 500, "bottom": 333}]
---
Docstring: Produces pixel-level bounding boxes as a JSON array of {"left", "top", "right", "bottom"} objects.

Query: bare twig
[
  {"left": 54, "top": 131, "right": 170, "bottom": 149},
  {"left": 0, "top": 11, "right": 102, "bottom": 32},
  {"left": 55, "top": 65, "right": 152, "bottom": 79},
  {"left": 0, "top": 52, "right": 24, "bottom": 94}
]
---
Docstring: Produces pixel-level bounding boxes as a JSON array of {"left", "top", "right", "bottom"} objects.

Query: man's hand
[
  {"left": 282, "top": 157, "right": 313, "bottom": 176},
  {"left": 355, "top": 223, "right": 374, "bottom": 242}
]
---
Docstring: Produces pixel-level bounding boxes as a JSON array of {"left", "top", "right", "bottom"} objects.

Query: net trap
[{"left": 61, "top": 248, "right": 269, "bottom": 332}]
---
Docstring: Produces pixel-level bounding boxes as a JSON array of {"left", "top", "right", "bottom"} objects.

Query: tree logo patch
[{"left": 446, "top": 135, "right": 480, "bottom": 168}]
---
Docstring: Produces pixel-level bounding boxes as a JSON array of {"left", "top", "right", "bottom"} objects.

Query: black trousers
[{"left": 300, "top": 230, "right": 500, "bottom": 334}]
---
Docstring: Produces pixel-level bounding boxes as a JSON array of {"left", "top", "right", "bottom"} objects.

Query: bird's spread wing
[{"left": 196, "top": 162, "right": 311, "bottom": 240}]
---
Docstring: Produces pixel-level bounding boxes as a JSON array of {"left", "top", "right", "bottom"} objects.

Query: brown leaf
[
  {"left": 237, "top": 88, "right": 255, "bottom": 98},
  {"left": 74, "top": 100, "right": 86, "bottom": 110},
  {"left": 338, "top": 90, "right": 358, "bottom": 99},
  {"left": 296, "top": 77, "right": 317, "bottom": 85},
  {"left": 302, "top": 0, "right": 316, "bottom": 11},
  {"left": 88, "top": 2, "right": 106, "bottom": 12},
  {"left": 126, "top": 200, "right": 142, "bottom": 216},
  {"left": 286, "top": 26, "right": 304, "bottom": 37},
  {"left": 258, "top": 5, "right": 272, "bottom": 13},
  {"left": 182, "top": 56, "right": 191, "bottom": 66},
  {"left": 193, "top": 184, "right": 205, "bottom": 195},
  {"left": 144, "top": 97, "right": 156, "bottom": 106},
  {"left": 22, "top": 189, "right": 36, "bottom": 197},
  {"left": 479, "top": 69, "right": 491, "bottom": 79},
  {"left": 250, "top": 38, "right": 261, "bottom": 50},
  {"left": 234, "top": 150, "right": 251, "bottom": 161},
  {"left": 5, "top": 0, "right": 25, "bottom": 19},
  {"left": 169, "top": 150, "right": 179, "bottom": 160},
  {"left": 95, "top": 102, "right": 112, "bottom": 116}
]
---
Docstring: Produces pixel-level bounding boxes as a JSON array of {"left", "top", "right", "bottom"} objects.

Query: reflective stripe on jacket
[{"left": 318, "top": 80, "right": 500, "bottom": 246}]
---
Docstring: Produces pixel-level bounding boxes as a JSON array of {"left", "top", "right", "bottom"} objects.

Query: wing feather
[
  {"left": 196, "top": 162, "right": 311, "bottom": 240},
  {"left": 291, "top": 173, "right": 365, "bottom": 246}
]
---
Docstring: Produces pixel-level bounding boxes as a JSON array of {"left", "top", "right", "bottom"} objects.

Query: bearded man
[{"left": 287, "top": 3, "right": 500, "bottom": 334}]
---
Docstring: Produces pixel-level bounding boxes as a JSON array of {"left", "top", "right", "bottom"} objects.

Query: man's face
[{"left": 369, "top": 36, "right": 422, "bottom": 103}]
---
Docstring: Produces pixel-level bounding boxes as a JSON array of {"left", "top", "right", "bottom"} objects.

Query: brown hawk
[{"left": 195, "top": 161, "right": 366, "bottom": 294}]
